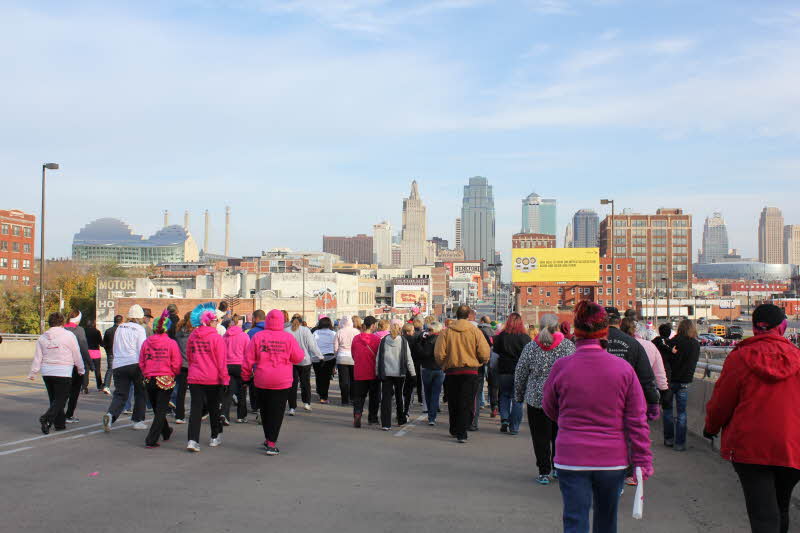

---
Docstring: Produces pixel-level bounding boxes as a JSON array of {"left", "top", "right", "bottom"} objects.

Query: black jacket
[
  {"left": 66, "top": 325, "right": 92, "bottom": 369},
  {"left": 652, "top": 336, "right": 674, "bottom": 382},
  {"left": 102, "top": 324, "right": 118, "bottom": 355},
  {"left": 404, "top": 332, "right": 425, "bottom": 366},
  {"left": 493, "top": 331, "right": 531, "bottom": 375},
  {"left": 664, "top": 335, "right": 700, "bottom": 384},
  {"left": 167, "top": 312, "right": 181, "bottom": 340},
  {"left": 85, "top": 327, "right": 102, "bottom": 350},
  {"left": 606, "top": 327, "right": 659, "bottom": 405},
  {"left": 417, "top": 332, "right": 441, "bottom": 370}
]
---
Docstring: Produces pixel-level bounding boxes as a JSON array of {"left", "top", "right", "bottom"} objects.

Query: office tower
[
  {"left": 599, "top": 208, "right": 693, "bottom": 300},
  {"left": 785, "top": 225, "right": 800, "bottom": 266},
  {"left": 521, "top": 193, "right": 557, "bottom": 235},
  {"left": 759, "top": 207, "right": 784, "bottom": 264},
  {"left": 564, "top": 223, "right": 573, "bottom": 248},
  {"left": 431, "top": 236, "right": 449, "bottom": 251},
  {"left": 373, "top": 221, "right": 392, "bottom": 265},
  {"left": 455, "top": 218, "right": 462, "bottom": 250},
  {"left": 572, "top": 209, "right": 599, "bottom": 248},
  {"left": 322, "top": 234, "right": 373, "bottom": 264},
  {"left": 461, "top": 176, "right": 496, "bottom": 263},
  {"left": 698, "top": 212, "right": 729, "bottom": 264},
  {"left": 400, "top": 181, "right": 427, "bottom": 267}
]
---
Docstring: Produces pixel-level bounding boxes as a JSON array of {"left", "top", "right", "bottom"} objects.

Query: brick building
[
  {"left": 0, "top": 209, "right": 35, "bottom": 285},
  {"left": 599, "top": 208, "right": 692, "bottom": 300},
  {"left": 512, "top": 233, "right": 557, "bottom": 249},
  {"left": 323, "top": 234, "right": 373, "bottom": 265}
]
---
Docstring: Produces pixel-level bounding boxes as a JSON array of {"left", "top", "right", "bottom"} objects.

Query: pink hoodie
[
  {"left": 139, "top": 333, "right": 182, "bottom": 378},
  {"left": 186, "top": 325, "right": 230, "bottom": 385},
  {"left": 29, "top": 327, "right": 84, "bottom": 378},
  {"left": 242, "top": 309, "right": 304, "bottom": 389},
  {"left": 223, "top": 325, "right": 250, "bottom": 366},
  {"left": 635, "top": 334, "right": 669, "bottom": 391}
]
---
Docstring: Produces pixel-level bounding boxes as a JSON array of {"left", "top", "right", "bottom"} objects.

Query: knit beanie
[{"left": 752, "top": 304, "right": 786, "bottom": 332}]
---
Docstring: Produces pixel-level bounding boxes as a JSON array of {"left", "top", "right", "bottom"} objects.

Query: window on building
[
  {"left": 606, "top": 276, "right": 612, "bottom": 282},
  {"left": 12, "top": 226, "right": 20, "bottom": 236},
  {"left": 1, "top": 224, "right": 7, "bottom": 234},
  {"left": 652, "top": 220, "right": 667, "bottom": 227},
  {"left": 614, "top": 237, "right": 627, "bottom": 245},
  {"left": 11, "top": 275, "right": 18, "bottom": 281},
  {"left": 539, "top": 288, "right": 543, "bottom": 295},
  {"left": 636, "top": 264, "right": 646, "bottom": 271},
  {"left": 540, "top": 299, "right": 544, "bottom": 305},
  {"left": 616, "top": 264, "right": 621, "bottom": 271},
  {"left": 632, "top": 220, "right": 646, "bottom": 227},
  {"left": 571, "top": 288, "right": 575, "bottom": 294},
  {"left": 672, "top": 246, "right": 688, "bottom": 254},
  {"left": 0, "top": 258, "right": 6, "bottom": 268},
  {"left": 628, "top": 300, "right": 633, "bottom": 307},
  {"left": 527, "top": 299, "right": 532, "bottom": 304},
  {"left": 558, "top": 300, "right": 563, "bottom": 305},
  {"left": 12, "top": 242, "right": 19, "bottom": 252},
  {"left": 613, "top": 229, "right": 626, "bottom": 236},
  {"left": 0, "top": 241, "right": 6, "bottom": 251},
  {"left": 598, "top": 299, "right": 604, "bottom": 305},
  {"left": 0, "top": 274, "right": 6, "bottom": 280},
  {"left": 628, "top": 288, "right": 633, "bottom": 295},
  {"left": 616, "top": 288, "right": 621, "bottom": 294},
  {"left": 23, "top": 243, "right": 30, "bottom": 253},
  {"left": 672, "top": 220, "right": 688, "bottom": 227},
  {"left": 558, "top": 287, "right": 563, "bottom": 294},
  {"left": 652, "top": 229, "right": 666, "bottom": 236},
  {"left": 23, "top": 276, "right": 30, "bottom": 285},
  {"left": 22, "top": 259, "right": 30, "bottom": 269},
  {"left": 376, "top": 287, "right": 381, "bottom": 293},
  {"left": 614, "top": 247, "right": 627, "bottom": 256},
  {"left": 23, "top": 227, "right": 31, "bottom": 238},
  {"left": 598, "top": 287, "right": 603, "bottom": 295},
  {"left": 613, "top": 220, "right": 626, "bottom": 227},
  {"left": 546, "top": 291, "right": 551, "bottom": 297},
  {"left": 527, "top": 287, "right": 533, "bottom": 294},
  {"left": 627, "top": 264, "right": 632, "bottom": 272},
  {"left": 11, "top": 259, "right": 19, "bottom": 269}
]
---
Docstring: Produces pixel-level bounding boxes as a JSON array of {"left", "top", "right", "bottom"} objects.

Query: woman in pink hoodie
[
  {"left": 29, "top": 312, "right": 84, "bottom": 434},
  {"left": 139, "top": 310, "right": 182, "bottom": 449},
  {"left": 185, "top": 307, "right": 229, "bottom": 452},
  {"left": 222, "top": 314, "right": 250, "bottom": 425},
  {"left": 242, "top": 309, "right": 304, "bottom": 456}
]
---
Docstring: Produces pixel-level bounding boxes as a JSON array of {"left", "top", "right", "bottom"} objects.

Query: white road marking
[
  {"left": 0, "top": 446, "right": 33, "bottom": 456},
  {"left": 0, "top": 423, "right": 102, "bottom": 447},
  {"left": 394, "top": 415, "right": 427, "bottom": 437}
]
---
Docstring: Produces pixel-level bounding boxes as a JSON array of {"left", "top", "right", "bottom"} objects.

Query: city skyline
[{"left": 3, "top": 1, "right": 800, "bottom": 268}]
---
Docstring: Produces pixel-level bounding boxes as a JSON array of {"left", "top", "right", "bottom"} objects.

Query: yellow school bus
[{"left": 709, "top": 324, "right": 726, "bottom": 336}]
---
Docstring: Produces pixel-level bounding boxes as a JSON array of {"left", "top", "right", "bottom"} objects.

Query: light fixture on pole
[
  {"left": 600, "top": 199, "right": 616, "bottom": 309},
  {"left": 488, "top": 262, "right": 502, "bottom": 320},
  {"left": 39, "top": 163, "right": 59, "bottom": 334}
]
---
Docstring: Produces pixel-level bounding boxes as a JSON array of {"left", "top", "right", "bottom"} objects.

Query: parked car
[
  {"left": 726, "top": 325, "right": 744, "bottom": 340},
  {"left": 698, "top": 317, "right": 708, "bottom": 325}
]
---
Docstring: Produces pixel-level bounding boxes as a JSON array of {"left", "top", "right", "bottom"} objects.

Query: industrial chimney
[
  {"left": 163, "top": 210, "right": 169, "bottom": 227},
  {"left": 204, "top": 209, "right": 210, "bottom": 252},
  {"left": 225, "top": 206, "right": 231, "bottom": 257},
  {"left": 184, "top": 210, "right": 189, "bottom": 230}
]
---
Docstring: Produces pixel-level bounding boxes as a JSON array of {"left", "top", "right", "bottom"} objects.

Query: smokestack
[
  {"left": 163, "top": 210, "right": 169, "bottom": 227},
  {"left": 184, "top": 210, "right": 189, "bottom": 230},
  {"left": 225, "top": 206, "right": 231, "bottom": 257},
  {"left": 204, "top": 209, "right": 210, "bottom": 252}
]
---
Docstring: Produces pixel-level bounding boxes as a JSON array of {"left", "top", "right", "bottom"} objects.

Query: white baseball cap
[{"left": 128, "top": 304, "right": 145, "bottom": 319}]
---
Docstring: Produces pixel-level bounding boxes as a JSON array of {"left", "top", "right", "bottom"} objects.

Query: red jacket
[
  {"left": 705, "top": 331, "right": 800, "bottom": 469},
  {"left": 352, "top": 332, "right": 381, "bottom": 381},
  {"left": 139, "top": 333, "right": 182, "bottom": 378},
  {"left": 186, "top": 326, "right": 230, "bottom": 386}
]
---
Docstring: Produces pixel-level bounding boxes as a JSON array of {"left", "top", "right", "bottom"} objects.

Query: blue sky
[{"left": 2, "top": 0, "right": 799, "bottom": 269}]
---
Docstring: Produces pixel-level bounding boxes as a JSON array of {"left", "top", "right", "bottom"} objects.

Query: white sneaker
[
  {"left": 288, "top": 408, "right": 296, "bottom": 416},
  {"left": 187, "top": 440, "right": 200, "bottom": 452},
  {"left": 102, "top": 413, "right": 113, "bottom": 432},
  {"left": 209, "top": 436, "right": 222, "bottom": 447},
  {"left": 102, "top": 387, "right": 111, "bottom": 395},
  {"left": 66, "top": 417, "right": 79, "bottom": 424},
  {"left": 175, "top": 418, "right": 186, "bottom": 424},
  {"left": 303, "top": 403, "right": 312, "bottom": 411},
  {"left": 132, "top": 421, "right": 147, "bottom": 430},
  {"left": 236, "top": 418, "right": 247, "bottom": 423}
]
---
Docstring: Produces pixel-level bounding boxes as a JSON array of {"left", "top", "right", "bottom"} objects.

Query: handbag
[{"left": 154, "top": 375, "right": 176, "bottom": 391}]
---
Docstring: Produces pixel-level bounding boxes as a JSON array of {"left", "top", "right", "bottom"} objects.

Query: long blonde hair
[{"left": 390, "top": 322, "right": 402, "bottom": 339}]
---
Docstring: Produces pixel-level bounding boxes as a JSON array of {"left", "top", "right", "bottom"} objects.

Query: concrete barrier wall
[{"left": 0, "top": 340, "right": 36, "bottom": 360}]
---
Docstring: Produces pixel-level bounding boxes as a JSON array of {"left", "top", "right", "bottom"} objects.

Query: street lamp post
[
  {"left": 39, "top": 163, "right": 59, "bottom": 334},
  {"left": 489, "top": 262, "right": 502, "bottom": 320},
  {"left": 600, "top": 199, "right": 615, "bottom": 308}
]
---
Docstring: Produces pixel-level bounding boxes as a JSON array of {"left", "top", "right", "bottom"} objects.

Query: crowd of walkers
[{"left": 27, "top": 299, "right": 800, "bottom": 533}]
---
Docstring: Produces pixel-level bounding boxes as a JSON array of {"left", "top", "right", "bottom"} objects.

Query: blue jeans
[
  {"left": 662, "top": 383, "right": 689, "bottom": 446},
  {"left": 558, "top": 469, "right": 626, "bottom": 533},
  {"left": 421, "top": 368, "right": 444, "bottom": 422},
  {"left": 498, "top": 373, "right": 523, "bottom": 432}
]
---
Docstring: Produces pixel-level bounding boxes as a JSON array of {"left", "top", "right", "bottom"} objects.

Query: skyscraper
[
  {"left": 572, "top": 209, "right": 599, "bottom": 248},
  {"left": 521, "top": 193, "right": 557, "bottom": 235},
  {"left": 698, "top": 212, "right": 729, "bottom": 264},
  {"left": 563, "top": 223, "right": 573, "bottom": 248},
  {"left": 373, "top": 221, "right": 392, "bottom": 265},
  {"left": 758, "top": 207, "right": 784, "bottom": 264},
  {"left": 784, "top": 225, "right": 800, "bottom": 266},
  {"left": 461, "top": 176, "right": 496, "bottom": 263},
  {"left": 455, "top": 218, "right": 462, "bottom": 250},
  {"left": 322, "top": 234, "right": 373, "bottom": 264},
  {"left": 400, "top": 180, "right": 427, "bottom": 267}
]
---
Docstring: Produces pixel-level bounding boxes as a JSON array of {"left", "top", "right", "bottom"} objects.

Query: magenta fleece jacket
[
  {"left": 242, "top": 309, "right": 304, "bottom": 390},
  {"left": 542, "top": 339, "right": 652, "bottom": 470},
  {"left": 186, "top": 325, "right": 230, "bottom": 386},
  {"left": 223, "top": 325, "right": 250, "bottom": 366},
  {"left": 138, "top": 333, "right": 182, "bottom": 378}
]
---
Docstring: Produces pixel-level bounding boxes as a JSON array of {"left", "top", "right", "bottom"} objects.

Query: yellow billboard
[{"left": 512, "top": 248, "right": 599, "bottom": 283}]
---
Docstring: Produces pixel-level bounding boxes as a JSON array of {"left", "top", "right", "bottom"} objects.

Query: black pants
[
  {"left": 258, "top": 387, "right": 290, "bottom": 443},
  {"left": 65, "top": 366, "right": 83, "bottom": 419},
  {"left": 402, "top": 362, "right": 422, "bottom": 414},
  {"left": 188, "top": 384, "right": 222, "bottom": 442},
  {"left": 174, "top": 368, "right": 189, "bottom": 420},
  {"left": 289, "top": 365, "right": 312, "bottom": 408},
  {"left": 337, "top": 364, "right": 354, "bottom": 405},
  {"left": 222, "top": 365, "right": 248, "bottom": 421},
  {"left": 103, "top": 352, "right": 114, "bottom": 389},
  {"left": 90, "top": 359, "right": 103, "bottom": 390},
  {"left": 313, "top": 358, "right": 336, "bottom": 400},
  {"left": 446, "top": 374, "right": 478, "bottom": 440},
  {"left": 380, "top": 377, "right": 406, "bottom": 428},
  {"left": 528, "top": 405, "right": 558, "bottom": 475},
  {"left": 107, "top": 364, "right": 146, "bottom": 422},
  {"left": 352, "top": 379, "right": 380, "bottom": 422},
  {"left": 42, "top": 376, "right": 71, "bottom": 429},
  {"left": 145, "top": 381, "right": 173, "bottom": 446},
  {"left": 470, "top": 371, "right": 485, "bottom": 429},
  {"left": 248, "top": 380, "right": 259, "bottom": 411},
  {"left": 486, "top": 366, "right": 499, "bottom": 409},
  {"left": 733, "top": 462, "right": 800, "bottom": 533}
]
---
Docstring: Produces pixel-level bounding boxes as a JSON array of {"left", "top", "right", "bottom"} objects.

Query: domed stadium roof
[{"left": 73, "top": 218, "right": 191, "bottom": 247}]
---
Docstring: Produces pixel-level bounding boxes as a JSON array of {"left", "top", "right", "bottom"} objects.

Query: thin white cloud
[
  {"left": 599, "top": 28, "right": 620, "bottom": 41},
  {"left": 527, "top": 0, "right": 573, "bottom": 15},
  {"left": 560, "top": 48, "right": 622, "bottom": 74},
  {"left": 651, "top": 38, "right": 696, "bottom": 54}
]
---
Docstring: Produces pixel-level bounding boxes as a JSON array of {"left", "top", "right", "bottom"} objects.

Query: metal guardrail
[
  {"left": 697, "top": 361, "right": 724, "bottom": 377},
  {"left": 0, "top": 333, "right": 39, "bottom": 341}
]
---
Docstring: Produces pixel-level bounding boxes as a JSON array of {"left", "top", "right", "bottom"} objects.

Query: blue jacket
[{"left": 247, "top": 321, "right": 266, "bottom": 339}]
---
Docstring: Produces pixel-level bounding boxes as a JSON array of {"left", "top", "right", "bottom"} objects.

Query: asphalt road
[{"left": 0, "top": 358, "right": 793, "bottom": 533}]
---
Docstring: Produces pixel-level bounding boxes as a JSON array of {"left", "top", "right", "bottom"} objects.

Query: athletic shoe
[
  {"left": 287, "top": 408, "right": 296, "bottom": 416},
  {"left": 674, "top": 444, "right": 687, "bottom": 452},
  {"left": 220, "top": 416, "right": 230, "bottom": 427},
  {"left": 39, "top": 415, "right": 50, "bottom": 435},
  {"left": 163, "top": 427, "right": 174, "bottom": 441},
  {"left": 102, "top": 387, "right": 111, "bottom": 395},
  {"left": 209, "top": 436, "right": 222, "bottom": 447},
  {"left": 491, "top": 408, "right": 499, "bottom": 418},
  {"left": 145, "top": 443, "right": 160, "bottom": 449},
  {"left": 168, "top": 401, "right": 176, "bottom": 409},
  {"left": 664, "top": 439, "right": 674, "bottom": 447},
  {"left": 236, "top": 418, "right": 247, "bottom": 424},
  {"left": 132, "top": 421, "right": 147, "bottom": 430},
  {"left": 625, "top": 476, "right": 638, "bottom": 486},
  {"left": 398, "top": 417, "right": 408, "bottom": 426},
  {"left": 201, "top": 414, "right": 209, "bottom": 421},
  {"left": 382, "top": 427, "right": 391, "bottom": 431},
  {"left": 536, "top": 475, "right": 551, "bottom": 485},
  {"left": 500, "top": 422, "right": 509, "bottom": 433},
  {"left": 468, "top": 425, "right": 479, "bottom": 432},
  {"left": 265, "top": 446, "right": 280, "bottom": 456},
  {"left": 66, "top": 417, "right": 79, "bottom": 424},
  {"left": 174, "top": 418, "right": 186, "bottom": 424},
  {"left": 428, "top": 420, "right": 436, "bottom": 426},
  {"left": 353, "top": 414, "right": 362, "bottom": 428},
  {"left": 123, "top": 409, "right": 133, "bottom": 415},
  {"left": 550, "top": 470, "right": 558, "bottom": 479},
  {"left": 457, "top": 437, "right": 467, "bottom": 443},
  {"left": 102, "top": 413, "right": 113, "bottom": 432},
  {"left": 303, "top": 403, "right": 312, "bottom": 411},
  {"left": 319, "top": 399, "right": 329, "bottom": 404},
  {"left": 509, "top": 430, "right": 519, "bottom": 436},
  {"left": 186, "top": 440, "right": 200, "bottom": 452}
]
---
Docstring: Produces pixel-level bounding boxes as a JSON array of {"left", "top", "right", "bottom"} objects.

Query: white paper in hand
[{"left": 632, "top": 467, "right": 644, "bottom": 519}]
